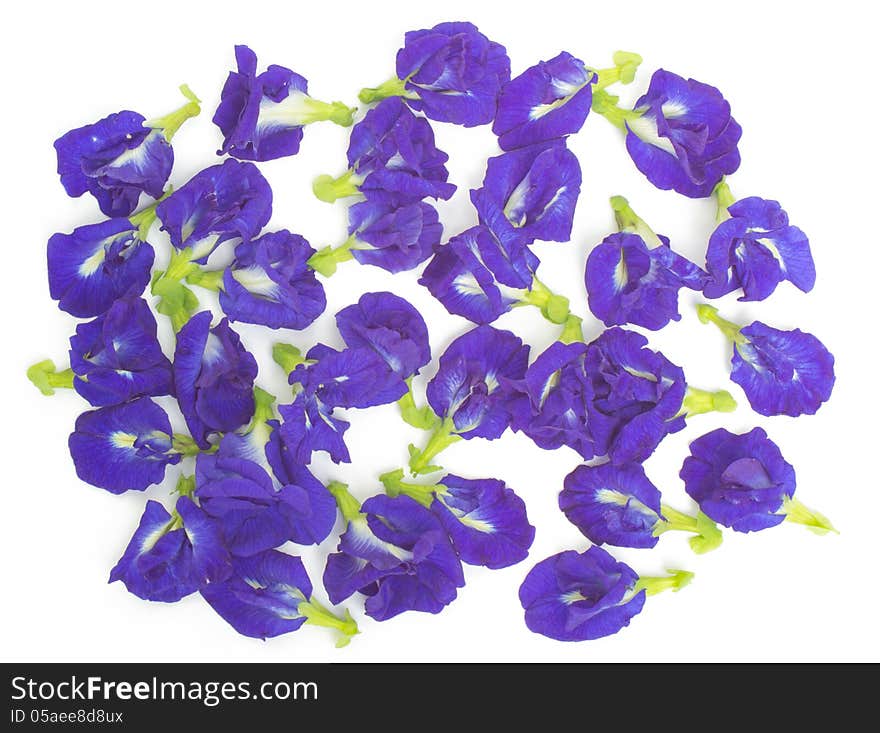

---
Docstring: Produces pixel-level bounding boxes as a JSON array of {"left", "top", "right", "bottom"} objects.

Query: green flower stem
[
  {"left": 408, "top": 417, "right": 462, "bottom": 476},
  {"left": 610, "top": 195, "right": 663, "bottom": 249},
  {"left": 696, "top": 304, "right": 748, "bottom": 345},
  {"left": 713, "top": 178, "right": 736, "bottom": 223},
  {"left": 145, "top": 84, "right": 201, "bottom": 142},
  {"left": 298, "top": 598, "right": 359, "bottom": 648},
  {"left": 654, "top": 505, "right": 724, "bottom": 554},
  {"left": 250, "top": 386, "right": 277, "bottom": 426},
  {"left": 518, "top": 276, "right": 571, "bottom": 325},
  {"left": 633, "top": 569, "right": 694, "bottom": 597},
  {"left": 128, "top": 191, "right": 170, "bottom": 241},
  {"left": 327, "top": 481, "right": 363, "bottom": 523},
  {"left": 677, "top": 386, "right": 737, "bottom": 418},
  {"left": 781, "top": 496, "right": 838, "bottom": 535},
  {"left": 272, "top": 343, "right": 314, "bottom": 377},
  {"left": 307, "top": 236, "right": 356, "bottom": 277},
  {"left": 559, "top": 314, "right": 586, "bottom": 344},
  {"left": 380, "top": 468, "right": 442, "bottom": 508},
  {"left": 185, "top": 267, "right": 225, "bottom": 291},
  {"left": 593, "top": 51, "right": 643, "bottom": 90},
  {"left": 296, "top": 98, "right": 356, "bottom": 126},
  {"left": 171, "top": 434, "right": 218, "bottom": 457},
  {"left": 591, "top": 89, "right": 643, "bottom": 131},
  {"left": 358, "top": 76, "right": 414, "bottom": 105},
  {"left": 167, "top": 475, "right": 197, "bottom": 531},
  {"left": 312, "top": 169, "right": 362, "bottom": 203},
  {"left": 151, "top": 247, "right": 201, "bottom": 332},
  {"left": 27, "top": 360, "right": 74, "bottom": 395},
  {"left": 397, "top": 377, "right": 440, "bottom": 430}
]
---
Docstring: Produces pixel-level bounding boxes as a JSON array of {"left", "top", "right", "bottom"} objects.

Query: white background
[{"left": 2, "top": 0, "right": 877, "bottom": 662}]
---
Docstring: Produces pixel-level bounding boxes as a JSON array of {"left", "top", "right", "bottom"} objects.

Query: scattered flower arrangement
[{"left": 31, "top": 21, "right": 837, "bottom": 647}]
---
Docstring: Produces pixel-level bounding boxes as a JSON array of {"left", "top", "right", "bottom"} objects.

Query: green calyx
[
  {"left": 610, "top": 195, "right": 664, "bottom": 249},
  {"left": 591, "top": 89, "right": 643, "bottom": 131},
  {"left": 298, "top": 598, "right": 359, "bottom": 648},
  {"left": 593, "top": 51, "right": 643, "bottom": 90},
  {"left": 327, "top": 481, "right": 363, "bottom": 523},
  {"left": 655, "top": 505, "right": 724, "bottom": 554},
  {"left": 696, "top": 303, "right": 748, "bottom": 345},
  {"left": 358, "top": 76, "right": 414, "bottom": 105},
  {"left": 27, "top": 360, "right": 74, "bottom": 396},
  {"left": 296, "top": 97, "right": 356, "bottom": 126},
  {"left": 171, "top": 434, "right": 218, "bottom": 457},
  {"left": 677, "top": 386, "right": 737, "bottom": 418},
  {"left": 713, "top": 178, "right": 737, "bottom": 223},
  {"left": 397, "top": 377, "right": 441, "bottom": 430},
  {"left": 408, "top": 417, "right": 462, "bottom": 476},
  {"left": 312, "top": 169, "right": 362, "bottom": 203},
  {"left": 380, "top": 468, "right": 442, "bottom": 508},
  {"left": 272, "top": 342, "right": 314, "bottom": 377},
  {"left": 150, "top": 247, "right": 201, "bottom": 332},
  {"left": 633, "top": 569, "right": 695, "bottom": 597},
  {"left": 307, "top": 236, "right": 357, "bottom": 277},
  {"left": 145, "top": 84, "right": 201, "bottom": 142},
  {"left": 559, "top": 314, "right": 586, "bottom": 344},
  {"left": 518, "top": 276, "right": 571, "bottom": 325},
  {"left": 174, "top": 473, "right": 197, "bottom": 499},
  {"left": 781, "top": 496, "right": 838, "bottom": 535},
  {"left": 128, "top": 190, "right": 170, "bottom": 241},
  {"left": 185, "top": 267, "right": 225, "bottom": 291}
]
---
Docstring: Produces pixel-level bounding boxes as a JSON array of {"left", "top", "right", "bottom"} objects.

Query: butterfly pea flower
[
  {"left": 308, "top": 194, "right": 443, "bottom": 276},
  {"left": 68, "top": 397, "right": 181, "bottom": 494},
  {"left": 471, "top": 140, "right": 582, "bottom": 247},
  {"left": 358, "top": 22, "right": 510, "bottom": 128},
  {"left": 213, "top": 44, "right": 354, "bottom": 162},
  {"left": 54, "top": 85, "right": 200, "bottom": 217},
  {"left": 681, "top": 427, "right": 835, "bottom": 534},
  {"left": 335, "top": 292, "right": 431, "bottom": 380},
  {"left": 215, "top": 386, "right": 277, "bottom": 476},
  {"left": 48, "top": 217, "right": 155, "bottom": 319},
  {"left": 109, "top": 493, "right": 230, "bottom": 603},
  {"left": 201, "top": 550, "right": 358, "bottom": 645},
  {"left": 271, "top": 393, "right": 351, "bottom": 466},
  {"left": 313, "top": 97, "right": 454, "bottom": 204},
  {"left": 586, "top": 196, "right": 706, "bottom": 331},
  {"left": 173, "top": 312, "right": 258, "bottom": 449},
  {"left": 382, "top": 471, "right": 535, "bottom": 569},
  {"left": 218, "top": 230, "right": 326, "bottom": 330},
  {"left": 697, "top": 304, "right": 835, "bottom": 417},
  {"left": 68, "top": 296, "right": 173, "bottom": 407},
  {"left": 195, "top": 453, "right": 336, "bottom": 554},
  {"left": 323, "top": 486, "right": 465, "bottom": 621},
  {"left": 519, "top": 547, "right": 692, "bottom": 642},
  {"left": 704, "top": 181, "right": 815, "bottom": 301}
]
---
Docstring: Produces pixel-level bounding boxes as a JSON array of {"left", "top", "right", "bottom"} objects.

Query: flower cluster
[{"left": 32, "top": 22, "right": 836, "bottom": 650}]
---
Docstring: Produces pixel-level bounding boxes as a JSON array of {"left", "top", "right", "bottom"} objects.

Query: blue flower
[
  {"left": 343, "top": 194, "right": 443, "bottom": 273},
  {"left": 585, "top": 327, "right": 687, "bottom": 464},
  {"left": 705, "top": 196, "right": 815, "bottom": 301},
  {"left": 335, "top": 292, "right": 431, "bottom": 380},
  {"left": 195, "top": 453, "right": 335, "bottom": 554},
  {"left": 388, "top": 22, "right": 510, "bottom": 127},
  {"left": 220, "top": 230, "right": 326, "bottom": 330},
  {"left": 586, "top": 231, "right": 706, "bottom": 330},
  {"left": 68, "top": 296, "right": 173, "bottom": 407},
  {"left": 68, "top": 397, "right": 180, "bottom": 494},
  {"left": 47, "top": 219, "right": 154, "bottom": 318},
  {"left": 733, "top": 322, "right": 835, "bottom": 417},
  {"left": 625, "top": 70, "right": 741, "bottom": 198},
  {"left": 156, "top": 159, "right": 272, "bottom": 263},
  {"left": 426, "top": 325, "right": 529, "bottom": 439},
  {"left": 560, "top": 463, "right": 663, "bottom": 549},
  {"left": 507, "top": 341, "right": 599, "bottom": 459},
  {"left": 419, "top": 225, "right": 538, "bottom": 324},
  {"left": 681, "top": 427, "right": 796, "bottom": 532},
  {"left": 200, "top": 550, "right": 313, "bottom": 638},
  {"left": 109, "top": 496, "right": 230, "bottom": 602},
  {"left": 323, "top": 494, "right": 465, "bottom": 621},
  {"left": 493, "top": 52, "right": 596, "bottom": 150},
  {"left": 213, "top": 45, "right": 353, "bottom": 161},
  {"left": 54, "top": 111, "right": 172, "bottom": 217},
  {"left": 271, "top": 393, "right": 351, "bottom": 465},
  {"left": 519, "top": 547, "right": 645, "bottom": 641},
  {"left": 471, "top": 141, "right": 581, "bottom": 246},
  {"left": 431, "top": 475, "right": 535, "bottom": 569},
  {"left": 173, "top": 313, "right": 258, "bottom": 449}
]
